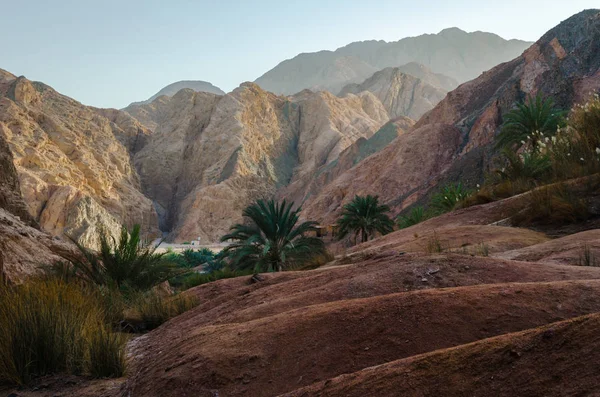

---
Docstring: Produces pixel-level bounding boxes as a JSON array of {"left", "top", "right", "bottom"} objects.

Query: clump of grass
[
  {"left": 475, "top": 242, "right": 490, "bottom": 257},
  {"left": 397, "top": 206, "right": 429, "bottom": 229},
  {"left": 130, "top": 291, "right": 198, "bottom": 331},
  {"left": 425, "top": 231, "right": 444, "bottom": 254},
  {"left": 578, "top": 245, "right": 598, "bottom": 267},
  {"left": 511, "top": 184, "right": 590, "bottom": 226},
  {"left": 0, "top": 279, "right": 126, "bottom": 385},
  {"left": 88, "top": 326, "right": 128, "bottom": 378}
]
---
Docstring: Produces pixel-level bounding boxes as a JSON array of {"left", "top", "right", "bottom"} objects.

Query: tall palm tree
[
  {"left": 496, "top": 94, "right": 565, "bottom": 150},
  {"left": 220, "top": 199, "right": 326, "bottom": 272},
  {"left": 337, "top": 195, "right": 394, "bottom": 244}
]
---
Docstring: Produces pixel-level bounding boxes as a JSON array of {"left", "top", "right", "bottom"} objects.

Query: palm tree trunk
[{"left": 361, "top": 228, "right": 368, "bottom": 243}]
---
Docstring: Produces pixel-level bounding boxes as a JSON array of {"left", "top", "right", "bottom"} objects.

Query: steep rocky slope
[
  {"left": 339, "top": 67, "right": 449, "bottom": 119},
  {"left": 126, "top": 84, "right": 389, "bottom": 241},
  {"left": 126, "top": 80, "right": 225, "bottom": 107},
  {"left": 256, "top": 29, "right": 531, "bottom": 95},
  {"left": 301, "top": 9, "right": 600, "bottom": 225},
  {"left": 0, "top": 127, "right": 74, "bottom": 282},
  {"left": 0, "top": 69, "right": 159, "bottom": 247}
]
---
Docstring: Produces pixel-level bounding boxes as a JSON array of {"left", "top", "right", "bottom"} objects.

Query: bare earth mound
[
  {"left": 121, "top": 254, "right": 600, "bottom": 396},
  {"left": 284, "top": 313, "right": 600, "bottom": 397},
  {"left": 494, "top": 229, "right": 600, "bottom": 266}
]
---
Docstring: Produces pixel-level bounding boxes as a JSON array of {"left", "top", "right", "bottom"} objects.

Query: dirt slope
[
  {"left": 284, "top": 313, "right": 600, "bottom": 397},
  {"left": 494, "top": 229, "right": 600, "bottom": 266},
  {"left": 121, "top": 254, "right": 600, "bottom": 397}
]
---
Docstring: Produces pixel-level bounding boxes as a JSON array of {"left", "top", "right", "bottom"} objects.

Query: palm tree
[
  {"left": 220, "top": 199, "right": 326, "bottom": 272},
  {"left": 337, "top": 195, "right": 394, "bottom": 244},
  {"left": 496, "top": 94, "right": 565, "bottom": 150},
  {"left": 66, "top": 225, "right": 181, "bottom": 291}
]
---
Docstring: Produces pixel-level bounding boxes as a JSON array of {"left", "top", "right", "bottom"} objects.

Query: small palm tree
[
  {"left": 496, "top": 94, "right": 565, "bottom": 150},
  {"left": 337, "top": 195, "right": 394, "bottom": 244},
  {"left": 397, "top": 206, "right": 429, "bottom": 229},
  {"left": 67, "top": 225, "right": 181, "bottom": 291},
  {"left": 220, "top": 199, "right": 326, "bottom": 272}
]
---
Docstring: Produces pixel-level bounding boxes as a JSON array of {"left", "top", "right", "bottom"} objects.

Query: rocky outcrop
[
  {"left": 301, "top": 9, "right": 600, "bottom": 223},
  {"left": 0, "top": 70, "right": 159, "bottom": 247},
  {"left": 126, "top": 80, "right": 225, "bottom": 107},
  {"left": 339, "top": 67, "right": 449, "bottom": 119},
  {"left": 126, "top": 83, "right": 389, "bottom": 241},
  {"left": 256, "top": 29, "right": 531, "bottom": 95},
  {"left": 0, "top": 119, "right": 74, "bottom": 282},
  {"left": 278, "top": 116, "right": 415, "bottom": 206},
  {"left": 0, "top": 127, "right": 35, "bottom": 226}
]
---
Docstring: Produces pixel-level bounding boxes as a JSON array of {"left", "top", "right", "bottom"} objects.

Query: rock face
[
  {"left": 0, "top": 70, "right": 159, "bottom": 247},
  {"left": 126, "top": 84, "right": 389, "bottom": 241},
  {"left": 0, "top": 121, "right": 74, "bottom": 282},
  {"left": 301, "top": 9, "right": 600, "bottom": 224},
  {"left": 126, "top": 80, "right": 225, "bottom": 107},
  {"left": 255, "top": 29, "right": 531, "bottom": 95},
  {"left": 339, "top": 67, "right": 449, "bottom": 119}
]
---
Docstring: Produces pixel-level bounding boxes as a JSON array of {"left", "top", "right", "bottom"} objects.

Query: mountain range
[
  {"left": 255, "top": 27, "right": 531, "bottom": 95},
  {"left": 0, "top": 17, "right": 595, "bottom": 249}
]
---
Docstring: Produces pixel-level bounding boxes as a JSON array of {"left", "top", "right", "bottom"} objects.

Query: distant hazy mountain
[
  {"left": 127, "top": 80, "right": 225, "bottom": 107},
  {"left": 255, "top": 28, "right": 532, "bottom": 95}
]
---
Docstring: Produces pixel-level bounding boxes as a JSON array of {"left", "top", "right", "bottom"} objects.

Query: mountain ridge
[{"left": 255, "top": 27, "right": 532, "bottom": 95}]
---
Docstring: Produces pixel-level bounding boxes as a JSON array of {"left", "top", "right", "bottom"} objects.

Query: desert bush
[
  {"left": 67, "top": 224, "right": 182, "bottom": 291},
  {"left": 129, "top": 291, "right": 198, "bottom": 331},
  {"left": 425, "top": 231, "right": 444, "bottom": 254},
  {"left": 337, "top": 195, "right": 394, "bottom": 243},
  {"left": 495, "top": 148, "right": 552, "bottom": 183},
  {"left": 430, "top": 183, "right": 473, "bottom": 214},
  {"left": 397, "top": 206, "right": 429, "bottom": 229},
  {"left": 164, "top": 248, "right": 216, "bottom": 269},
  {"left": 0, "top": 279, "right": 126, "bottom": 385},
  {"left": 511, "top": 184, "right": 590, "bottom": 226}
]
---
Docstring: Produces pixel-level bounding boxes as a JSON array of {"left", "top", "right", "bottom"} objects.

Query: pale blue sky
[{"left": 2, "top": 0, "right": 597, "bottom": 108}]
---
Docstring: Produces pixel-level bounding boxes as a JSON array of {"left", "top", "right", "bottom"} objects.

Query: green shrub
[
  {"left": 397, "top": 206, "right": 429, "bottom": 229},
  {"left": 130, "top": 291, "right": 198, "bottom": 331},
  {"left": 180, "top": 269, "right": 248, "bottom": 290},
  {"left": 430, "top": 183, "right": 473, "bottom": 214},
  {"left": 0, "top": 279, "right": 126, "bottom": 385}
]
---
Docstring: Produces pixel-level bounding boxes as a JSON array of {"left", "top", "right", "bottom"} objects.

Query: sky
[{"left": 2, "top": 0, "right": 598, "bottom": 108}]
